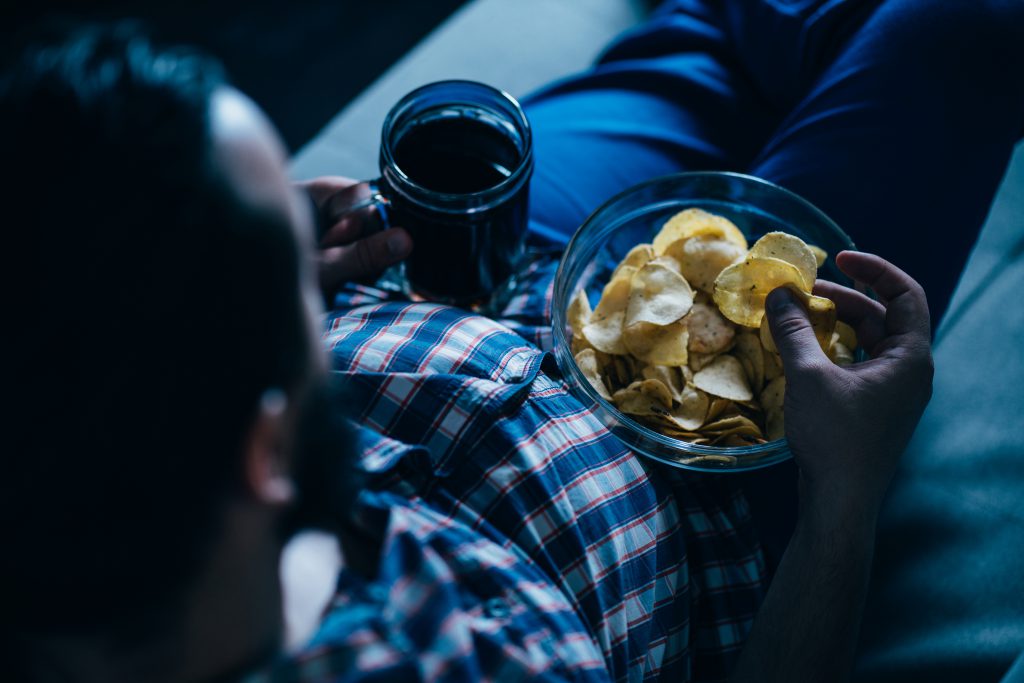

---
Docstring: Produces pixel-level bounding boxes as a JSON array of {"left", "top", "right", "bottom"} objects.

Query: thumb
[{"left": 765, "top": 287, "right": 829, "bottom": 372}]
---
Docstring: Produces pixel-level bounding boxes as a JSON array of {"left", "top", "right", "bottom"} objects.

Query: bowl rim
[{"left": 550, "top": 170, "right": 856, "bottom": 470}]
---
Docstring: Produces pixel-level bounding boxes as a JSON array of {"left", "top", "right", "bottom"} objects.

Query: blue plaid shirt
[{"left": 263, "top": 258, "right": 767, "bottom": 682}]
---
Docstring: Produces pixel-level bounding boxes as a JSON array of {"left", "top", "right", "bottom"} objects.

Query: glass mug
[{"left": 337, "top": 80, "right": 533, "bottom": 308}]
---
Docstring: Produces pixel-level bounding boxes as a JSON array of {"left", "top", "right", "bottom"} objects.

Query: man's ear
[{"left": 243, "top": 389, "right": 296, "bottom": 506}]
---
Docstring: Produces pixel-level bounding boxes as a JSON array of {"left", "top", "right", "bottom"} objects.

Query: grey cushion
[{"left": 855, "top": 143, "right": 1024, "bottom": 682}]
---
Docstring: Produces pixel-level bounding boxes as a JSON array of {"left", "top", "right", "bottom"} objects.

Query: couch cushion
[{"left": 855, "top": 142, "right": 1024, "bottom": 683}]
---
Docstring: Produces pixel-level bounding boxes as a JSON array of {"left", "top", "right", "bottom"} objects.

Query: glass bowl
[{"left": 551, "top": 172, "right": 856, "bottom": 472}]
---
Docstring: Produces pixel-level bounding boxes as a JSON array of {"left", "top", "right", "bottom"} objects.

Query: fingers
[
  {"left": 319, "top": 229, "right": 412, "bottom": 292},
  {"left": 320, "top": 207, "right": 383, "bottom": 247},
  {"left": 835, "top": 251, "right": 931, "bottom": 341},
  {"left": 765, "top": 287, "right": 830, "bottom": 373},
  {"left": 812, "top": 280, "right": 887, "bottom": 352},
  {"left": 298, "top": 176, "right": 362, "bottom": 207},
  {"left": 297, "top": 177, "right": 380, "bottom": 245}
]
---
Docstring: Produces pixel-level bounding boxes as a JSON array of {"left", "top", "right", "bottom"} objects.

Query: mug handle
[{"left": 313, "top": 179, "right": 391, "bottom": 242}]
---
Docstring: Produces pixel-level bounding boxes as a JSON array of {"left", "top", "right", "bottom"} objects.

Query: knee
[{"left": 882, "top": 0, "right": 1024, "bottom": 69}]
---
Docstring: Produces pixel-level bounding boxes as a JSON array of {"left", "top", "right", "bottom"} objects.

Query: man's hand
[
  {"left": 734, "top": 251, "right": 933, "bottom": 683},
  {"left": 765, "top": 250, "right": 934, "bottom": 514},
  {"left": 297, "top": 176, "right": 412, "bottom": 297}
]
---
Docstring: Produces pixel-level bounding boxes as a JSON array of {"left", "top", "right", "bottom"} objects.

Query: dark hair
[{"left": 2, "top": 24, "right": 310, "bottom": 634}]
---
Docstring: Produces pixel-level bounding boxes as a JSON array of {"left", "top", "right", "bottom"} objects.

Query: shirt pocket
[{"left": 327, "top": 302, "right": 545, "bottom": 478}]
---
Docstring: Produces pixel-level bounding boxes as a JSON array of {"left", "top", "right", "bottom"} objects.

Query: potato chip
[
  {"left": 613, "top": 243, "right": 655, "bottom": 276},
  {"left": 763, "top": 348, "right": 783, "bottom": 381},
  {"left": 664, "top": 235, "right": 746, "bottom": 293},
  {"left": 713, "top": 256, "right": 806, "bottom": 327},
  {"left": 624, "top": 260, "right": 694, "bottom": 327},
  {"left": 765, "top": 408, "right": 785, "bottom": 441},
  {"left": 692, "top": 355, "right": 753, "bottom": 401},
  {"left": 583, "top": 270, "right": 635, "bottom": 354},
  {"left": 623, "top": 321, "right": 689, "bottom": 367},
  {"left": 749, "top": 231, "right": 818, "bottom": 292},
  {"left": 684, "top": 302, "right": 736, "bottom": 354},
  {"left": 681, "top": 365, "right": 694, "bottom": 384},
  {"left": 733, "top": 332, "right": 764, "bottom": 391},
  {"left": 649, "top": 254, "right": 682, "bottom": 274},
  {"left": 678, "top": 454, "right": 739, "bottom": 465},
  {"left": 713, "top": 434, "right": 764, "bottom": 447},
  {"left": 808, "top": 244, "right": 828, "bottom": 268},
  {"left": 798, "top": 289, "right": 838, "bottom": 351},
  {"left": 640, "top": 389, "right": 709, "bottom": 434},
  {"left": 640, "top": 378, "right": 674, "bottom": 410},
  {"left": 613, "top": 379, "right": 673, "bottom": 416},
  {"left": 705, "top": 397, "right": 734, "bottom": 423},
  {"left": 609, "top": 356, "right": 630, "bottom": 389},
  {"left": 759, "top": 375, "right": 785, "bottom": 414},
  {"left": 700, "top": 415, "right": 752, "bottom": 432},
  {"left": 591, "top": 270, "right": 632, "bottom": 318},
  {"left": 831, "top": 341, "right": 855, "bottom": 366},
  {"left": 583, "top": 310, "right": 626, "bottom": 355},
  {"left": 759, "top": 314, "right": 777, "bottom": 354},
  {"left": 671, "top": 384, "right": 710, "bottom": 430},
  {"left": 570, "top": 333, "right": 589, "bottom": 355},
  {"left": 702, "top": 415, "right": 763, "bottom": 439},
  {"left": 653, "top": 208, "right": 748, "bottom": 254},
  {"left": 641, "top": 365, "right": 684, "bottom": 403},
  {"left": 575, "top": 348, "right": 613, "bottom": 401},
  {"left": 835, "top": 320, "right": 858, "bottom": 350},
  {"left": 572, "top": 335, "right": 610, "bottom": 367},
  {"left": 641, "top": 416, "right": 704, "bottom": 441},
  {"left": 688, "top": 351, "right": 716, "bottom": 372},
  {"left": 567, "top": 288, "right": 592, "bottom": 339},
  {"left": 734, "top": 399, "right": 763, "bottom": 416}
]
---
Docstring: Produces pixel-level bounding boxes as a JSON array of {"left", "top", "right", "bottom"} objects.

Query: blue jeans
[
  {"left": 523, "top": 0, "right": 1024, "bottom": 567},
  {"left": 524, "top": 0, "right": 1024, "bottom": 322}
]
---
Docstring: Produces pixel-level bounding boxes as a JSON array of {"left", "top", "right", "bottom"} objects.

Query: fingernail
[
  {"left": 765, "top": 288, "right": 793, "bottom": 313},
  {"left": 387, "top": 232, "right": 409, "bottom": 258}
]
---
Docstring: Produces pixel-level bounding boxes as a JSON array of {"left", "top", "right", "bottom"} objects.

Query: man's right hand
[
  {"left": 765, "top": 251, "right": 934, "bottom": 516},
  {"left": 734, "top": 252, "right": 933, "bottom": 683}
]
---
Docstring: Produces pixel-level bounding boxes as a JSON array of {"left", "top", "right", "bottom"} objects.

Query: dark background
[{"left": 2, "top": 0, "right": 470, "bottom": 151}]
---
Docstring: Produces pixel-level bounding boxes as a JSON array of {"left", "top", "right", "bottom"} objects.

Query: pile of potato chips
[{"left": 568, "top": 208, "right": 857, "bottom": 447}]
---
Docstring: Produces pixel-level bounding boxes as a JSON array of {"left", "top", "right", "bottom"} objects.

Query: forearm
[{"left": 731, "top": 488, "right": 878, "bottom": 683}]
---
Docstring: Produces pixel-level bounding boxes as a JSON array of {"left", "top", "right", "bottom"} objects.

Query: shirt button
[{"left": 484, "top": 597, "right": 511, "bottom": 619}]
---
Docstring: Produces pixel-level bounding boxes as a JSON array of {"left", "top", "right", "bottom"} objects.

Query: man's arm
[{"left": 733, "top": 251, "right": 934, "bottom": 682}]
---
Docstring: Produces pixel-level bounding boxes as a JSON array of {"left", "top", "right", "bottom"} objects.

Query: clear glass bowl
[{"left": 551, "top": 172, "right": 856, "bottom": 472}]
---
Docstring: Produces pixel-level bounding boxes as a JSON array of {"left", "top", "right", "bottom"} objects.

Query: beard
[{"left": 278, "top": 373, "right": 366, "bottom": 541}]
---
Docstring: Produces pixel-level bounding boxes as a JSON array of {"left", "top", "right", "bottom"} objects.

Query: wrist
[{"left": 797, "top": 474, "right": 880, "bottom": 540}]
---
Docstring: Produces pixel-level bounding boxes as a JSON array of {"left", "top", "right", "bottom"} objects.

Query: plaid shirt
[{"left": 265, "top": 258, "right": 767, "bottom": 683}]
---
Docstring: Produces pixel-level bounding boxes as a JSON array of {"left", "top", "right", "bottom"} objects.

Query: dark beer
[
  {"left": 384, "top": 109, "right": 531, "bottom": 304},
  {"left": 393, "top": 116, "right": 519, "bottom": 194}
]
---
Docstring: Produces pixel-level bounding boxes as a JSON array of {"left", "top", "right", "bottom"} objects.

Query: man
[{"left": 2, "top": 20, "right": 940, "bottom": 683}]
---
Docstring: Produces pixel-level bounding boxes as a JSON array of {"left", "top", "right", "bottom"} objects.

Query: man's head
[{"left": 4, "top": 24, "right": 355, "bottom": 678}]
